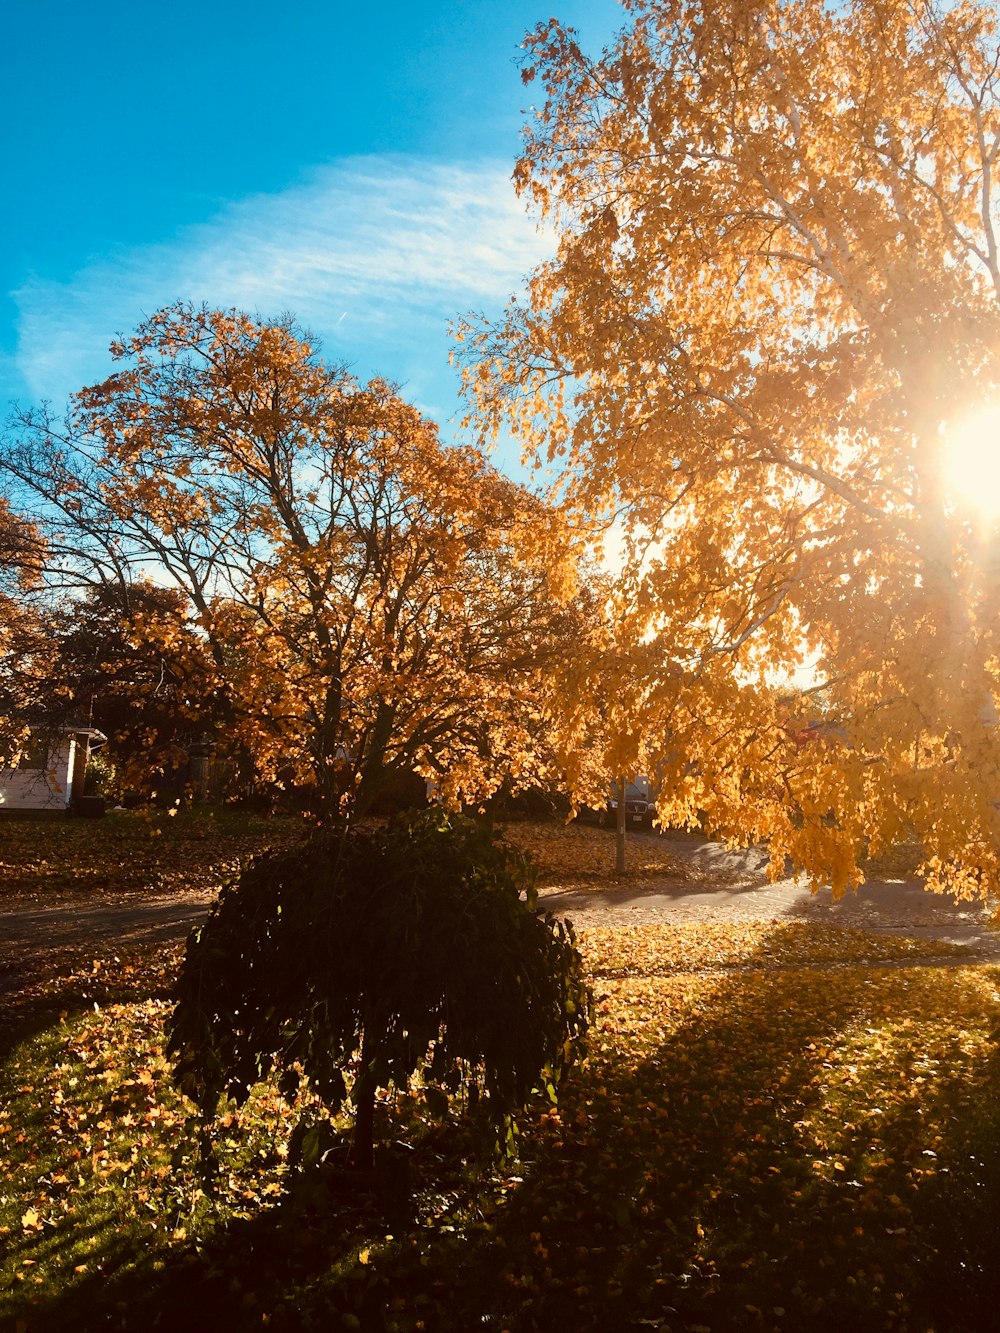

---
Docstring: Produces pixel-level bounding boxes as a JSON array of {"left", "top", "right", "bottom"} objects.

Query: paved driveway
[
  {"left": 538, "top": 829, "right": 1000, "bottom": 961},
  {"left": 0, "top": 892, "right": 213, "bottom": 998},
  {"left": 4, "top": 829, "right": 999, "bottom": 999}
]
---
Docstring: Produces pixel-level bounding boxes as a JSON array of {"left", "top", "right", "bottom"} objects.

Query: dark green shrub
[{"left": 167, "top": 811, "right": 590, "bottom": 1167}]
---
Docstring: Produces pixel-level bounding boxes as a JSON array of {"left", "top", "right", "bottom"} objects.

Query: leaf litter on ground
[
  {"left": 3, "top": 817, "right": 1000, "bottom": 1330},
  {"left": 4, "top": 921, "right": 999, "bottom": 1330}
]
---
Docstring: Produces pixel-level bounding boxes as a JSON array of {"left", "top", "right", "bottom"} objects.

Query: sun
[{"left": 942, "top": 405, "right": 1000, "bottom": 521}]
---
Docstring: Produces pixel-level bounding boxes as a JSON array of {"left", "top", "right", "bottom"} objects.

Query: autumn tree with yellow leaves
[
  {"left": 4, "top": 302, "right": 584, "bottom": 818},
  {"left": 463, "top": 0, "right": 1000, "bottom": 895}
]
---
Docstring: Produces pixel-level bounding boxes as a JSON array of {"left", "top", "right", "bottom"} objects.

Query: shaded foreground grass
[{"left": 3, "top": 921, "right": 999, "bottom": 1331}]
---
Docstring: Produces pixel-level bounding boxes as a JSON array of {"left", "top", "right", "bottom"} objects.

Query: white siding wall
[{"left": 0, "top": 739, "right": 76, "bottom": 811}]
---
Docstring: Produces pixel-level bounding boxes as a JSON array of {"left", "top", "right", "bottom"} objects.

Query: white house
[{"left": 0, "top": 727, "right": 108, "bottom": 814}]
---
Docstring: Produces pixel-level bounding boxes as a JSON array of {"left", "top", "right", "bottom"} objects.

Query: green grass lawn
[{"left": 3, "top": 912, "right": 999, "bottom": 1331}]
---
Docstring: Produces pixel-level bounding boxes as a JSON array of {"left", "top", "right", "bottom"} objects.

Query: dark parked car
[{"left": 577, "top": 782, "right": 654, "bottom": 828}]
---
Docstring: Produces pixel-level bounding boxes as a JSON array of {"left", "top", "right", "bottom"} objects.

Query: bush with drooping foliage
[{"left": 167, "top": 810, "right": 590, "bottom": 1167}]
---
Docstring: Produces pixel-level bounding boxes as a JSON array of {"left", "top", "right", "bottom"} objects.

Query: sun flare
[{"left": 942, "top": 406, "right": 1000, "bottom": 521}]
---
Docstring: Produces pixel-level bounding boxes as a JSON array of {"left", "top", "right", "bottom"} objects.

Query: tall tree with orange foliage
[
  {"left": 464, "top": 0, "right": 1000, "bottom": 895},
  {"left": 5, "top": 303, "right": 583, "bottom": 818}
]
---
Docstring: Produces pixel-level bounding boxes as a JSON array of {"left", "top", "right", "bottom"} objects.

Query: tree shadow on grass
[
  {"left": 10, "top": 927, "right": 1000, "bottom": 1332},
  {"left": 914, "top": 1028, "right": 1000, "bottom": 1330}
]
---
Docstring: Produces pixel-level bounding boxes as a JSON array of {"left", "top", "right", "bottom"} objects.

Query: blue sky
[{"left": 2, "top": 0, "right": 621, "bottom": 470}]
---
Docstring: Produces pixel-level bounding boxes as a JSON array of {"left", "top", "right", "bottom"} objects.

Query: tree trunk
[
  {"left": 615, "top": 771, "right": 627, "bottom": 877},
  {"left": 351, "top": 1028, "right": 378, "bottom": 1171}
]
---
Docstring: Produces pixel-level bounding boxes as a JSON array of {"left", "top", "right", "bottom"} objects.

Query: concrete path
[
  {"left": 3, "top": 829, "right": 999, "bottom": 996},
  {"left": 0, "top": 892, "right": 213, "bottom": 997},
  {"left": 538, "top": 829, "right": 1000, "bottom": 961}
]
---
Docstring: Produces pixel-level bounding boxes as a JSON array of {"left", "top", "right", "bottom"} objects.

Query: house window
[{"left": 15, "top": 737, "right": 57, "bottom": 771}]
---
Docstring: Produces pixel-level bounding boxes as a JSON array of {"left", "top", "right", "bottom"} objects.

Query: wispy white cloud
[{"left": 8, "top": 157, "right": 550, "bottom": 429}]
